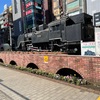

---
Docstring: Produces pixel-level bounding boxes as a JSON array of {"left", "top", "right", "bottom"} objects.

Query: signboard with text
[
  {"left": 95, "top": 28, "right": 100, "bottom": 56},
  {"left": 81, "top": 42, "right": 95, "bottom": 56},
  {"left": 94, "top": 12, "right": 100, "bottom": 27}
]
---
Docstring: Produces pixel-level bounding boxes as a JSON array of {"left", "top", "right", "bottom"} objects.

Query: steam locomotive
[{"left": 17, "top": 13, "right": 94, "bottom": 55}]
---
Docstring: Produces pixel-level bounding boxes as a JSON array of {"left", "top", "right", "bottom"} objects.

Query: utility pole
[
  {"left": 22, "top": 0, "right": 26, "bottom": 34},
  {"left": 9, "top": 25, "right": 12, "bottom": 49},
  {"left": 63, "top": 0, "right": 66, "bottom": 16},
  {"left": 82, "top": 0, "right": 87, "bottom": 13},
  {"left": 42, "top": 0, "right": 46, "bottom": 24}
]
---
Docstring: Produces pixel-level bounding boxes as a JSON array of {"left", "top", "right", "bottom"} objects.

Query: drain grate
[{"left": 0, "top": 79, "right": 3, "bottom": 82}]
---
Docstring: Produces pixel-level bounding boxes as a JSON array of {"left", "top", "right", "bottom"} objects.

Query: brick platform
[{"left": 0, "top": 51, "right": 100, "bottom": 85}]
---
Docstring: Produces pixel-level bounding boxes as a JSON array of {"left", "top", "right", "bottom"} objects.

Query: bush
[
  {"left": 0, "top": 62, "right": 5, "bottom": 66},
  {"left": 72, "top": 74, "right": 77, "bottom": 84},
  {"left": 54, "top": 74, "right": 60, "bottom": 80},
  {"left": 0, "top": 63, "right": 88, "bottom": 86},
  {"left": 76, "top": 79, "right": 82, "bottom": 85},
  {"left": 32, "top": 69, "right": 38, "bottom": 74},
  {"left": 48, "top": 73, "right": 54, "bottom": 78}
]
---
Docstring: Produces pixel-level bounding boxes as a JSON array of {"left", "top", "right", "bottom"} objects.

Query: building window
[
  {"left": 14, "top": 0, "right": 18, "bottom": 14},
  {"left": 51, "top": 24, "right": 60, "bottom": 31},
  {"left": 91, "top": 0, "right": 96, "bottom": 2},
  {"left": 19, "top": 21, "right": 22, "bottom": 32}
]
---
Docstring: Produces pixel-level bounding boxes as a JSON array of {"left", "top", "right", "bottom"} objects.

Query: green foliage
[
  {"left": 48, "top": 72, "right": 54, "bottom": 78},
  {"left": 0, "top": 62, "right": 89, "bottom": 86},
  {"left": 0, "top": 62, "right": 5, "bottom": 66},
  {"left": 76, "top": 79, "right": 82, "bottom": 85}
]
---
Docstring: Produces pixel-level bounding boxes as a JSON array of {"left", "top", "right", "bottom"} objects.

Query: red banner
[
  {"left": 4, "top": 22, "right": 9, "bottom": 27},
  {"left": 26, "top": 2, "right": 32, "bottom": 8},
  {"left": 26, "top": 9, "right": 33, "bottom": 15}
]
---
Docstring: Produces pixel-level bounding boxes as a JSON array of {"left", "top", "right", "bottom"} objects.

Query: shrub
[
  {"left": 76, "top": 79, "right": 82, "bottom": 85},
  {"left": 80, "top": 79, "right": 87, "bottom": 85},
  {"left": 36, "top": 70, "right": 43, "bottom": 75},
  {"left": 72, "top": 74, "right": 77, "bottom": 84},
  {"left": 54, "top": 74, "right": 60, "bottom": 80},
  {"left": 0, "top": 63, "right": 89, "bottom": 86},
  {"left": 32, "top": 69, "right": 38, "bottom": 74},
  {"left": 48, "top": 73, "right": 54, "bottom": 78},
  {"left": 0, "top": 62, "right": 5, "bottom": 66}
]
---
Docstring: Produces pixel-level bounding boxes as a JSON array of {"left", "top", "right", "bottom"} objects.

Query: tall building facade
[
  {"left": 0, "top": 14, "right": 4, "bottom": 29},
  {"left": 12, "top": 0, "right": 24, "bottom": 37},
  {"left": 52, "top": 0, "right": 63, "bottom": 20},
  {"left": 0, "top": 13, "right": 4, "bottom": 44},
  {"left": 87, "top": 0, "right": 100, "bottom": 16},
  {"left": 86, "top": 0, "right": 100, "bottom": 26},
  {"left": 25, "top": 0, "right": 43, "bottom": 32},
  {"left": 52, "top": 0, "right": 87, "bottom": 20},
  {"left": 43, "top": 0, "right": 53, "bottom": 24},
  {"left": 0, "top": 5, "right": 13, "bottom": 45},
  {"left": 65, "top": 0, "right": 87, "bottom": 16},
  {"left": 12, "top": 0, "right": 44, "bottom": 34}
]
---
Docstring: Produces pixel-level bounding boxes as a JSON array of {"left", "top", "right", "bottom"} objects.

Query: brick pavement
[
  {"left": 0, "top": 66, "right": 99, "bottom": 100},
  {"left": 0, "top": 90, "right": 13, "bottom": 100}
]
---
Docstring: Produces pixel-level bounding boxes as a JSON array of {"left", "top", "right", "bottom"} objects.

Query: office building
[
  {"left": 0, "top": 5, "right": 13, "bottom": 45},
  {"left": 87, "top": 0, "right": 100, "bottom": 16},
  {"left": 0, "top": 14, "right": 4, "bottom": 29},
  {"left": 12, "top": 0, "right": 24, "bottom": 38},
  {"left": 52, "top": 0, "right": 63, "bottom": 20},
  {"left": 25, "top": 0, "right": 43, "bottom": 32},
  {"left": 65, "top": 0, "right": 87, "bottom": 16},
  {"left": 43, "top": 0, "right": 53, "bottom": 24}
]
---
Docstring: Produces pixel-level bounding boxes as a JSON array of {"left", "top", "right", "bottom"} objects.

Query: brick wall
[{"left": 0, "top": 51, "right": 100, "bottom": 85}]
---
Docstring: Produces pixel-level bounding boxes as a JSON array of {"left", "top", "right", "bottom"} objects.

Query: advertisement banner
[
  {"left": 81, "top": 41, "right": 95, "bottom": 56},
  {"left": 95, "top": 28, "right": 100, "bottom": 56}
]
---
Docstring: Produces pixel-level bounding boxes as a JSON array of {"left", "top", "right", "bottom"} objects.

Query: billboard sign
[
  {"left": 95, "top": 28, "right": 100, "bottom": 56},
  {"left": 81, "top": 41, "right": 95, "bottom": 56},
  {"left": 94, "top": 12, "right": 100, "bottom": 27}
]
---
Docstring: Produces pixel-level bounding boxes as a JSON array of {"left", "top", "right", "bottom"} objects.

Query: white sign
[
  {"left": 95, "top": 28, "right": 100, "bottom": 56},
  {"left": 81, "top": 41, "right": 95, "bottom": 56}
]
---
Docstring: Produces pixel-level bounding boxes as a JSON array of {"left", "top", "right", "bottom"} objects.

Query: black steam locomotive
[{"left": 17, "top": 13, "right": 94, "bottom": 55}]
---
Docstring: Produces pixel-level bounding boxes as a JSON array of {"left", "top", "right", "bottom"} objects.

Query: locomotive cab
[
  {"left": 63, "top": 13, "right": 94, "bottom": 54},
  {"left": 48, "top": 20, "right": 62, "bottom": 51}
]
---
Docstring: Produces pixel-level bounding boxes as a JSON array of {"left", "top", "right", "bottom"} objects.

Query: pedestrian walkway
[
  {"left": 97, "top": 96, "right": 100, "bottom": 100},
  {"left": 0, "top": 66, "right": 99, "bottom": 100}
]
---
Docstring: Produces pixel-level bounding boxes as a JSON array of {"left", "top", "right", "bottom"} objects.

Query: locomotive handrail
[{"left": 16, "top": 40, "right": 31, "bottom": 49}]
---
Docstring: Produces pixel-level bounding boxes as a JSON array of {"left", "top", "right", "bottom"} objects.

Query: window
[
  {"left": 26, "top": 14, "right": 33, "bottom": 28},
  {"left": 14, "top": 0, "right": 18, "bottom": 14},
  {"left": 19, "top": 21, "right": 22, "bottom": 32},
  {"left": 91, "top": 0, "right": 96, "bottom": 2},
  {"left": 26, "top": 14, "right": 33, "bottom": 21},
  {"left": 51, "top": 24, "right": 60, "bottom": 31}
]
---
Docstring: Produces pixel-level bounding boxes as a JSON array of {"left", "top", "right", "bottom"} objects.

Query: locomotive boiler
[{"left": 17, "top": 13, "right": 94, "bottom": 55}]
